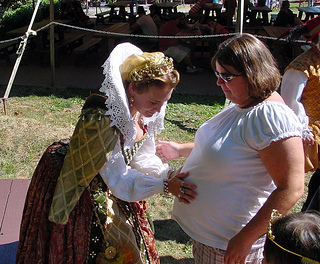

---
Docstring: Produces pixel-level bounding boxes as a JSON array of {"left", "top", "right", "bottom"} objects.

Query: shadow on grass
[
  {"left": 154, "top": 219, "right": 195, "bottom": 263},
  {"left": 170, "top": 92, "right": 225, "bottom": 107},
  {"left": 154, "top": 219, "right": 190, "bottom": 243},
  {"left": 0, "top": 85, "right": 94, "bottom": 99},
  {"left": 160, "top": 256, "right": 195, "bottom": 264},
  {"left": 164, "top": 118, "right": 198, "bottom": 134},
  {"left": 0, "top": 85, "right": 225, "bottom": 107}
]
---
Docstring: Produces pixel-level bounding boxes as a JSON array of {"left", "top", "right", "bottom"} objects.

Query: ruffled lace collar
[{"left": 99, "top": 42, "right": 166, "bottom": 150}]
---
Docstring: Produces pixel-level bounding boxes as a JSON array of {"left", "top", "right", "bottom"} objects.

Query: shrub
[{"left": 0, "top": 0, "right": 60, "bottom": 40}]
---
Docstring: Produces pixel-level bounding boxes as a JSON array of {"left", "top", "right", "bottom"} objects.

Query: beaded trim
[
  {"left": 122, "top": 135, "right": 147, "bottom": 165},
  {"left": 163, "top": 179, "right": 169, "bottom": 194},
  {"left": 129, "top": 56, "right": 174, "bottom": 82}
]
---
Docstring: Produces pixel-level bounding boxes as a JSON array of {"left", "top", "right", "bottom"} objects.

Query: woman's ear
[{"left": 128, "top": 82, "right": 135, "bottom": 97}]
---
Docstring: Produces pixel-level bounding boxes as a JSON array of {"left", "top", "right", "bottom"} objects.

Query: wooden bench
[
  {"left": 0, "top": 179, "right": 30, "bottom": 264},
  {"left": 95, "top": 11, "right": 110, "bottom": 24},
  {"left": 73, "top": 37, "right": 102, "bottom": 55},
  {"left": 54, "top": 33, "right": 85, "bottom": 52},
  {"left": 0, "top": 40, "right": 19, "bottom": 65},
  {"left": 40, "top": 33, "right": 85, "bottom": 64},
  {"left": 40, "top": 33, "right": 85, "bottom": 54}
]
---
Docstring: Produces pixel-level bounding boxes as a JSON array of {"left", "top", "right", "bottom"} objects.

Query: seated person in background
[
  {"left": 275, "top": 0, "right": 302, "bottom": 27},
  {"left": 263, "top": 210, "right": 320, "bottom": 264},
  {"left": 204, "top": 17, "right": 229, "bottom": 41},
  {"left": 177, "top": 12, "right": 188, "bottom": 29},
  {"left": 244, "top": 0, "right": 253, "bottom": 25},
  {"left": 188, "top": 0, "right": 213, "bottom": 24},
  {"left": 149, "top": 4, "right": 163, "bottom": 32},
  {"left": 219, "top": 0, "right": 237, "bottom": 26},
  {"left": 159, "top": 13, "right": 204, "bottom": 74},
  {"left": 130, "top": 6, "right": 158, "bottom": 48},
  {"left": 60, "top": 0, "right": 90, "bottom": 23}
]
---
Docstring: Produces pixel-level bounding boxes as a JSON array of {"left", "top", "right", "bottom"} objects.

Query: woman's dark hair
[
  {"left": 149, "top": 4, "right": 160, "bottom": 15},
  {"left": 264, "top": 210, "right": 320, "bottom": 264},
  {"left": 211, "top": 33, "right": 281, "bottom": 100}
]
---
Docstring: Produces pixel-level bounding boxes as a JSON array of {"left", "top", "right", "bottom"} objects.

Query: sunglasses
[{"left": 213, "top": 70, "right": 242, "bottom": 83}]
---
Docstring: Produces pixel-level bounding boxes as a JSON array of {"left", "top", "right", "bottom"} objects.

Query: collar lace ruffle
[{"left": 99, "top": 42, "right": 166, "bottom": 150}]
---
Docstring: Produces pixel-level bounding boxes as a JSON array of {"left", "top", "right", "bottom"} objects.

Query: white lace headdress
[{"left": 99, "top": 42, "right": 167, "bottom": 150}]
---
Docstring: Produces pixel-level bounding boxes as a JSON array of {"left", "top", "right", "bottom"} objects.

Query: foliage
[{"left": 0, "top": 0, "right": 60, "bottom": 40}]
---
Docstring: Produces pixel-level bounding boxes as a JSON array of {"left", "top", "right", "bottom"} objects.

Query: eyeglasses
[
  {"left": 213, "top": 70, "right": 242, "bottom": 83},
  {"left": 267, "top": 209, "right": 319, "bottom": 264}
]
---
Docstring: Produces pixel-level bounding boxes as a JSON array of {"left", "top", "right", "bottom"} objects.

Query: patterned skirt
[{"left": 16, "top": 141, "right": 159, "bottom": 264}]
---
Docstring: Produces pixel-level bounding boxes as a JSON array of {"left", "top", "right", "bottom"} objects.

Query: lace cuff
[{"left": 302, "top": 127, "right": 313, "bottom": 141}]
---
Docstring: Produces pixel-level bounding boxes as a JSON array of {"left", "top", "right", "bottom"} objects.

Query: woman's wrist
[{"left": 167, "top": 169, "right": 174, "bottom": 179}]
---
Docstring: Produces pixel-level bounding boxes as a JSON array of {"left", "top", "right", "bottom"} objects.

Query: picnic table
[
  {"left": 249, "top": 5, "right": 272, "bottom": 26},
  {"left": 6, "top": 19, "right": 71, "bottom": 39},
  {"left": 107, "top": 1, "right": 131, "bottom": 22},
  {"left": 297, "top": 6, "right": 320, "bottom": 21},
  {"left": 93, "top": 22, "right": 134, "bottom": 52},
  {"left": 0, "top": 179, "right": 30, "bottom": 264},
  {"left": 263, "top": 25, "right": 306, "bottom": 59},
  {"left": 155, "top": 2, "right": 180, "bottom": 17},
  {"left": 6, "top": 19, "right": 72, "bottom": 50},
  {"left": 204, "top": 4, "right": 223, "bottom": 21},
  {"left": 263, "top": 25, "right": 291, "bottom": 39}
]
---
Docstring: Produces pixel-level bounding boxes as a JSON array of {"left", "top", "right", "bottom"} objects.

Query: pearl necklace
[{"left": 133, "top": 111, "right": 140, "bottom": 122}]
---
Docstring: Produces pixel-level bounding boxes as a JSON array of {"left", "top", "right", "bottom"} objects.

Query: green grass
[
  {"left": 0, "top": 85, "right": 310, "bottom": 262},
  {"left": 0, "top": 86, "right": 224, "bottom": 262}
]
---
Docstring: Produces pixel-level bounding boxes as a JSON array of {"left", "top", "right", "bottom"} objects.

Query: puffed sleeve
[
  {"left": 99, "top": 135, "right": 169, "bottom": 202},
  {"left": 130, "top": 133, "right": 171, "bottom": 178},
  {"left": 241, "top": 102, "right": 303, "bottom": 150},
  {"left": 281, "top": 69, "right": 309, "bottom": 128}
]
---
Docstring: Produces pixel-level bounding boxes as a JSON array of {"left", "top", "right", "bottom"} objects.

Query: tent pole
[
  {"left": 50, "top": 0, "right": 55, "bottom": 87},
  {"left": 235, "top": 0, "right": 244, "bottom": 33},
  {"left": 2, "top": 0, "right": 42, "bottom": 115}
]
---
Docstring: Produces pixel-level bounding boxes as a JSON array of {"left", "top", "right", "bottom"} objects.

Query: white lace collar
[{"left": 99, "top": 42, "right": 166, "bottom": 150}]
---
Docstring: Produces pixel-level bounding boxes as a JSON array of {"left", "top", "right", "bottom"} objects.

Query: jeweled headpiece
[
  {"left": 121, "top": 52, "right": 174, "bottom": 82},
  {"left": 267, "top": 209, "right": 320, "bottom": 264}
]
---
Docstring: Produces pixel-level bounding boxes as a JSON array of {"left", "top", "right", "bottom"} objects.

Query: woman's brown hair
[{"left": 211, "top": 33, "right": 281, "bottom": 100}]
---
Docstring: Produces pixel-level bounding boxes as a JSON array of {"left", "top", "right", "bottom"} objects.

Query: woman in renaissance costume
[{"left": 16, "top": 42, "right": 197, "bottom": 264}]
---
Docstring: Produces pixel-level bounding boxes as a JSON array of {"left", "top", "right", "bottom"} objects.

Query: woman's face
[
  {"left": 215, "top": 62, "right": 252, "bottom": 108},
  {"left": 130, "top": 83, "right": 173, "bottom": 118}
]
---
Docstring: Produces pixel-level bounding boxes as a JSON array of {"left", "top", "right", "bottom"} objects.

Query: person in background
[
  {"left": 156, "top": 33, "right": 305, "bottom": 263},
  {"left": 205, "top": 17, "right": 229, "bottom": 41},
  {"left": 219, "top": 0, "right": 237, "bottom": 26},
  {"left": 177, "top": 12, "right": 188, "bottom": 29},
  {"left": 275, "top": 0, "right": 302, "bottom": 27},
  {"left": 282, "top": 16, "right": 320, "bottom": 172},
  {"left": 130, "top": 6, "right": 158, "bottom": 49},
  {"left": 263, "top": 210, "right": 320, "bottom": 264},
  {"left": 159, "top": 13, "right": 204, "bottom": 75},
  {"left": 149, "top": 4, "right": 163, "bottom": 32},
  {"left": 16, "top": 42, "right": 197, "bottom": 264},
  {"left": 281, "top": 15, "right": 320, "bottom": 219},
  {"left": 188, "top": 0, "right": 213, "bottom": 24}
]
